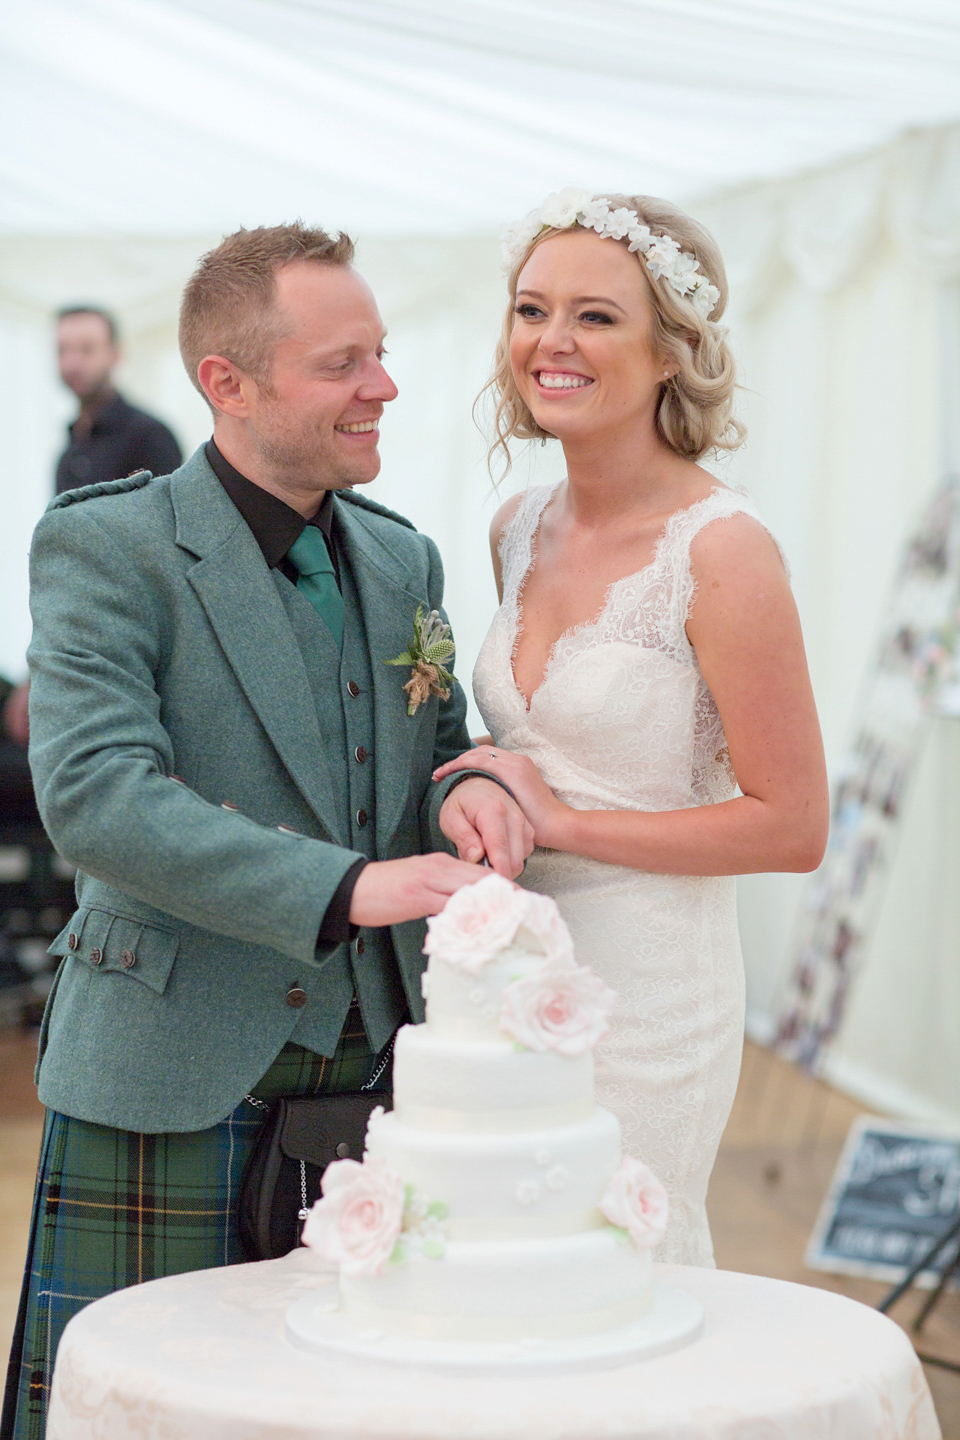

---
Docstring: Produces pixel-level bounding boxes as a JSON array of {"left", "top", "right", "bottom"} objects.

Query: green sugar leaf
[
  {"left": 389, "top": 1241, "right": 407, "bottom": 1265},
  {"left": 421, "top": 1240, "right": 445, "bottom": 1260},
  {"left": 426, "top": 1201, "right": 449, "bottom": 1220}
]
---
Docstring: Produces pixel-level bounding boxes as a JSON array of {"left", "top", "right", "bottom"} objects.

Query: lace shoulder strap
[
  {"left": 497, "top": 483, "right": 557, "bottom": 598},
  {"left": 657, "top": 485, "right": 782, "bottom": 638}
]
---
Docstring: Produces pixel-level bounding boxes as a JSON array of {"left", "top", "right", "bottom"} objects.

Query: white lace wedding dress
[{"left": 474, "top": 482, "right": 770, "bottom": 1266}]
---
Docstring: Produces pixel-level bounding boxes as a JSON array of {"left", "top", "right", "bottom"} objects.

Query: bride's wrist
[{"left": 538, "top": 801, "right": 579, "bottom": 852}]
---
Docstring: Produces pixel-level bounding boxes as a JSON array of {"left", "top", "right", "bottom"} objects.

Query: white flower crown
[{"left": 501, "top": 186, "right": 721, "bottom": 321}]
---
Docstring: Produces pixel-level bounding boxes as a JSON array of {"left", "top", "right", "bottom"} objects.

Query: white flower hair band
[{"left": 502, "top": 186, "right": 721, "bottom": 321}]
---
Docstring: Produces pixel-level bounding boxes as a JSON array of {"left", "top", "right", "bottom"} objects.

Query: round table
[{"left": 47, "top": 1249, "right": 940, "bottom": 1440}]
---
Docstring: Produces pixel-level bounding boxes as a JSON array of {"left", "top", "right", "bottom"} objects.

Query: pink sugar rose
[
  {"left": 301, "top": 1154, "right": 404, "bottom": 1278},
  {"left": 599, "top": 1157, "right": 669, "bottom": 1251},
  {"left": 519, "top": 892, "right": 575, "bottom": 966},
  {"left": 423, "top": 872, "right": 529, "bottom": 974},
  {"left": 499, "top": 957, "right": 615, "bottom": 1057}
]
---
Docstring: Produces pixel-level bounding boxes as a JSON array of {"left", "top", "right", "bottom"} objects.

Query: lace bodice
[{"left": 474, "top": 482, "right": 766, "bottom": 816}]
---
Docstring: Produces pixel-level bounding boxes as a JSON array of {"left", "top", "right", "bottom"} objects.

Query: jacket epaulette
[
  {"left": 337, "top": 488, "right": 417, "bottom": 531},
  {"left": 46, "top": 470, "right": 154, "bottom": 512}
]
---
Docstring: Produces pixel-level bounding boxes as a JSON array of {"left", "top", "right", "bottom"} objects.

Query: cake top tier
[{"left": 422, "top": 874, "right": 614, "bottom": 1055}]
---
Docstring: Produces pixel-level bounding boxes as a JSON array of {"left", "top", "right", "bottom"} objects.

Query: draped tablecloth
[{"left": 47, "top": 1249, "right": 940, "bottom": 1440}]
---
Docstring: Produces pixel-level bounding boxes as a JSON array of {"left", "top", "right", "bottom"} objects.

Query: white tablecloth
[{"left": 47, "top": 1250, "right": 940, "bottom": 1440}]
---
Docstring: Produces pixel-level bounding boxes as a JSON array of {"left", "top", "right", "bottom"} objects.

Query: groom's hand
[
  {"left": 348, "top": 854, "right": 491, "bottom": 926},
  {"left": 437, "top": 777, "right": 534, "bottom": 878}
]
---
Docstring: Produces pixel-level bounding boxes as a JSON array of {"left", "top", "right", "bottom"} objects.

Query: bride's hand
[{"left": 433, "top": 746, "right": 569, "bottom": 848}]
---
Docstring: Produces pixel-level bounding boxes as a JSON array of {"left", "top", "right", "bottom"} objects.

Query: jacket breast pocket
[{"left": 48, "top": 907, "right": 179, "bottom": 997}]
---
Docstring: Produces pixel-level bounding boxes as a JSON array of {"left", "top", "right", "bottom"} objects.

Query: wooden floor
[{"left": 2, "top": 1029, "right": 959, "bottom": 1434}]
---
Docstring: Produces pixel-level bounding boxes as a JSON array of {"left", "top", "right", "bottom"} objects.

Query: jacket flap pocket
[{"left": 49, "top": 907, "right": 179, "bottom": 996}]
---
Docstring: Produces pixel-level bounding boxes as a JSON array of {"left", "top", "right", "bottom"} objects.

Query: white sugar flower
[
  {"left": 545, "top": 1165, "right": 571, "bottom": 1192},
  {"left": 515, "top": 1179, "right": 541, "bottom": 1205}
]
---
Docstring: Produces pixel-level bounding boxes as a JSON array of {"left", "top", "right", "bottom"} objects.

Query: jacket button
[
  {"left": 67, "top": 932, "right": 78, "bottom": 951},
  {"left": 277, "top": 823, "right": 297, "bottom": 833},
  {"left": 355, "top": 936, "right": 365, "bottom": 956},
  {"left": 89, "top": 947, "right": 103, "bottom": 965},
  {"left": 354, "top": 745, "right": 367, "bottom": 763},
  {"left": 221, "top": 801, "right": 240, "bottom": 812},
  {"left": 121, "top": 950, "right": 136, "bottom": 969},
  {"left": 346, "top": 680, "right": 360, "bottom": 698},
  {"left": 356, "top": 809, "right": 368, "bottom": 828},
  {"left": 335, "top": 1142, "right": 350, "bottom": 1158},
  {"left": 285, "top": 986, "right": 308, "bottom": 1008}
]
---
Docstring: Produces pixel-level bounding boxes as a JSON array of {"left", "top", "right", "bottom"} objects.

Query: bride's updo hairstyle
[{"left": 485, "top": 192, "right": 744, "bottom": 475}]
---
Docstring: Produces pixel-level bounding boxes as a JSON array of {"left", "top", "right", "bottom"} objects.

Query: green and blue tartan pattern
[{"left": 1, "top": 1027, "right": 376, "bottom": 1440}]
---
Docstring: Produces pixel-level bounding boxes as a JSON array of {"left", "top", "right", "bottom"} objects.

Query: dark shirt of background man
[{"left": 55, "top": 305, "right": 183, "bottom": 496}]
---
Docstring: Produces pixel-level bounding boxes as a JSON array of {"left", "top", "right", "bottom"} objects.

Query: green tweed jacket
[{"left": 27, "top": 448, "right": 478, "bottom": 1133}]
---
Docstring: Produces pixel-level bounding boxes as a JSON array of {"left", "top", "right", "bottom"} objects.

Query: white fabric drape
[{"left": 4, "top": 0, "right": 960, "bottom": 237}]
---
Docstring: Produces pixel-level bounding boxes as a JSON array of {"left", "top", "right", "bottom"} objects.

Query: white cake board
[{"left": 285, "top": 1280, "right": 703, "bottom": 1372}]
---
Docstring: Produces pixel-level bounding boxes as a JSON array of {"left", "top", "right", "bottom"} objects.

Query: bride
[{"left": 434, "top": 189, "right": 829, "bottom": 1266}]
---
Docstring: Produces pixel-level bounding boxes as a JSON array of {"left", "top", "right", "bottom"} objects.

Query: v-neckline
[{"left": 508, "top": 482, "right": 723, "bottom": 714}]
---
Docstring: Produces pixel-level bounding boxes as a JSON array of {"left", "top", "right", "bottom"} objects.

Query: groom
[{"left": 2, "top": 223, "right": 532, "bottom": 1438}]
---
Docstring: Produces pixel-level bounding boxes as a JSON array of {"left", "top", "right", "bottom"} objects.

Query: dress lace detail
[{"left": 473, "top": 481, "right": 773, "bottom": 1265}]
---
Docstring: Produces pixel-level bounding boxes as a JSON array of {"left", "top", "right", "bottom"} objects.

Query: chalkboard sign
[{"left": 806, "top": 1116, "right": 960, "bottom": 1284}]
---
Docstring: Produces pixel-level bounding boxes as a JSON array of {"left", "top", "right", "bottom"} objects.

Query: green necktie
[{"left": 287, "top": 527, "right": 344, "bottom": 651}]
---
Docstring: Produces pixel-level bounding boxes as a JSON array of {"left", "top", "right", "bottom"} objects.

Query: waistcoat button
[
  {"left": 221, "top": 801, "right": 240, "bottom": 812},
  {"left": 335, "top": 1142, "right": 351, "bottom": 1158},
  {"left": 121, "top": 950, "right": 136, "bottom": 968},
  {"left": 169, "top": 774, "right": 186, "bottom": 784},
  {"left": 346, "top": 680, "right": 360, "bottom": 698},
  {"left": 277, "top": 823, "right": 297, "bottom": 833},
  {"left": 89, "top": 947, "right": 103, "bottom": 965},
  {"left": 285, "top": 986, "right": 308, "bottom": 1008},
  {"left": 356, "top": 809, "right": 368, "bottom": 828},
  {"left": 355, "top": 936, "right": 365, "bottom": 956},
  {"left": 354, "top": 745, "right": 367, "bottom": 763}
]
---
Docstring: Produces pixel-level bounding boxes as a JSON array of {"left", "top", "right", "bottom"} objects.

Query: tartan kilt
[{"left": 1, "top": 1021, "right": 378, "bottom": 1440}]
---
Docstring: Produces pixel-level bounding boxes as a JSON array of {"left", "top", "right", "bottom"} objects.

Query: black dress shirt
[
  {"left": 56, "top": 392, "right": 182, "bottom": 495},
  {"left": 205, "top": 439, "right": 365, "bottom": 946}
]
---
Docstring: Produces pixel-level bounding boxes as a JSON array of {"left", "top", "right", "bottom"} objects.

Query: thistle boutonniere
[{"left": 386, "top": 605, "right": 455, "bottom": 716}]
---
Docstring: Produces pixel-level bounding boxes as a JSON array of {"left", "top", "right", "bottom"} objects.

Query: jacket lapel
[
  {"left": 335, "top": 498, "right": 431, "bottom": 850},
  {"left": 171, "top": 453, "right": 344, "bottom": 844}
]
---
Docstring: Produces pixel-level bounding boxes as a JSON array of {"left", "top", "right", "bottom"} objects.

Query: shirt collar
[{"left": 205, "top": 439, "right": 333, "bottom": 567}]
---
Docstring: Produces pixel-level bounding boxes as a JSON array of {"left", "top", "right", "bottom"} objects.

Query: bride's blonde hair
[{"left": 481, "top": 194, "right": 745, "bottom": 477}]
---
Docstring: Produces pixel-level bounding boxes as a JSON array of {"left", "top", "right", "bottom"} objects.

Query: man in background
[{"left": 55, "top": 305, "right": 182, "bottom": 495}]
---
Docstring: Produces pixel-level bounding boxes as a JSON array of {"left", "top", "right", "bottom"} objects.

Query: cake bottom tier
[{"left": 340, "top": 1229, "right": 652, "bottom": 1342}]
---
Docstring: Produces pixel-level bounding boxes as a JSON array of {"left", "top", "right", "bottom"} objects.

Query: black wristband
[{"left": 442, "top": 769, "right": 518, "bottom": 806}]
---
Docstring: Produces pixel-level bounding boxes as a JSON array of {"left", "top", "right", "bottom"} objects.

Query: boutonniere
[{"left": 385, "top": 605, "right": 455, "bottom": 716}]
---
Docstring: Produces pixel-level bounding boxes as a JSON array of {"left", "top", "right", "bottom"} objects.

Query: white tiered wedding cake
[{"left": 287, "top": 874, "right": 702, "bottom": 1367}]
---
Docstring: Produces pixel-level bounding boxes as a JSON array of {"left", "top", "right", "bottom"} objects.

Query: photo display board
[
  {"left": 807, "top": 1116, "right": 960, "bottom": 1284},
  {"left": 776, "top": 477, "right": 960, "bottom": 1071}
]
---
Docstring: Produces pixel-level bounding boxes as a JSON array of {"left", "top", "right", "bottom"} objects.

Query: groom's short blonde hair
[{"left": 179, "top": 222, "right": 355, "bottom": 399}]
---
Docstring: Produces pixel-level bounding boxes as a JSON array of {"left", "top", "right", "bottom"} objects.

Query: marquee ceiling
[{"left": 3, "top": 0, "right": 960, "bottom": 235}]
